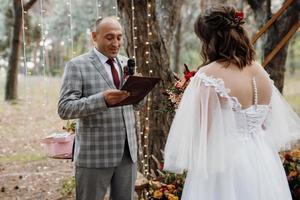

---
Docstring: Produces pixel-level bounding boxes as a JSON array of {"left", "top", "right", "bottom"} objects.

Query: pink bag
[{"left": 41, "top": 132, "right": 75, "bottom": 159}]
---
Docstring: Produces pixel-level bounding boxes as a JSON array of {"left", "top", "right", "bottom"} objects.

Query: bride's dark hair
[{"left": 194, "top": 5, "right": 255, "bottom": 69}]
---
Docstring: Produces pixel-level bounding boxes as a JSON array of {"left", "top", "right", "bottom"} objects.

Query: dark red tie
[{"left": 106, "top": 58, "right": 120, "bottom": 89}]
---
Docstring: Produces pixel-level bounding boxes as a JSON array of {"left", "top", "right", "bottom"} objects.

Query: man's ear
[{"left": 91, "top": 32, "right": 97, "bottom": 42}]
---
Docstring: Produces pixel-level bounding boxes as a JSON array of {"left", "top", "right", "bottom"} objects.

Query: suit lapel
[{"left": 89, "top": 50, "right": 115, "bottom": 89}]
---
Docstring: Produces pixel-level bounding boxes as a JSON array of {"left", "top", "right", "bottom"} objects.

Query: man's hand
[{"left": 104, "top": 89, "right": 130, "bottom": 106}]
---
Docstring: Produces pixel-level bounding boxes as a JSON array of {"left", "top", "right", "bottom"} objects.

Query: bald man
[{"left": 58, "top": 17, "right": 144, "bottom": 200}]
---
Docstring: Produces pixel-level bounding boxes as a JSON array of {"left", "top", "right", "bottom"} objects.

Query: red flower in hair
[{"left": 235, "top": 11, "right": 244, "bottom": 21}]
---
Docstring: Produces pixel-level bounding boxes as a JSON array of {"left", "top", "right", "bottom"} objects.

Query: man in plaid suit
[{"left": 58, "top": 17, "right": 144, "bottom": 200}]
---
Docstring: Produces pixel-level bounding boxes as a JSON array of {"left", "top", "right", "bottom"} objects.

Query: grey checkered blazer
[{"left": 58, "top": 50, "right": 143, "bottom": 168}]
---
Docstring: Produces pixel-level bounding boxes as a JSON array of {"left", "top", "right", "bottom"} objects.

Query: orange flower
[
  {"left": 288, "top": 171, "right": 298, "bottom": 178},
  {"left": 291, "top": 149, "right": 300, "bottom": 158},
  {"left": 153, "top": 189, "right": 163, "bottom": 199},
  {"left": 167, "top": 184, "right": 176, "bottom": 193},
  {"left": 167, "top": 193, "right": 179, "bottom": 200}
]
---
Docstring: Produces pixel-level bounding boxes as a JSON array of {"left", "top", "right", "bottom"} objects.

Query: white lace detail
[
  {"left": 196, "top": 72, "right": 241, "bottom": 110},
  {"left": 196, "top": 72, "right": 270, "bottom": 135}
]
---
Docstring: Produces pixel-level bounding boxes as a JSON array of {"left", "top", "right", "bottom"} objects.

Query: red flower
[
  {"left": 293, "top": 186, "right": 300, "bottom": 198},
  {"left": 285, "top": 154, "right": 293, "bottom": 161},
  {"left": 160, "top": 163, "right": 164, "bottom": 170},
  {"left": 183, "top": 63, "right": 196, "bottom": 81},
  {"left": 235, "top": 11, "right": 244, "bottom": 21},
  {"left": 184, "top": 71, "right": 196, "bottom": 81}
]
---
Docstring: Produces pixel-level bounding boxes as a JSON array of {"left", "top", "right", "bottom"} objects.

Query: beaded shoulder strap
[{"left": 252, "top": 77, "right": 258, "bottom": 107}]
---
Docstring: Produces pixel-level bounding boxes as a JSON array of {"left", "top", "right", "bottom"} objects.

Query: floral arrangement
[
  {"left": 147, "top": 164, "right": 186, "bottom": 200},
  {"left": 145, "top": 65, "right": 196, "bottom": 199},
  {"left": 164, "top": 64, "right": 196, "bottom": 114},
  {"left": 62, "top": 120, "right": 76, "bottom": 134},
  {"left": 147, "top": 175, "right": 186, "bottom": 200},
  {"left": 281, "top": 150, "right": 300, "bottom": 199}
]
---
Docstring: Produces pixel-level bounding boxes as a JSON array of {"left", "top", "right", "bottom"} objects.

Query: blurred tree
[
  {"left": 287, "top": 33, "right": 300, "bottom": 75},
  {"left": 35, "top": 0, "right": 116, "bottom": 75},
  {"left": 173, "top": 19, "right": 183, "bottom": 73},
  {"left": 248, "top": 0, "right": 300, "bottom": 92},
  {"left": 0, "top": 4, "right": 13, "bottom": 66},
  {"left": 173, "top": 0, "right": 246, "bottom": 74},
  {"left": 172, "top": 0, "right": 200, "bottom": 74},
  {"left": 117, "top": 0, "right": 185, "bottom": 175},
  {"left": 5, "top": 0, "right": 39, "bottom": 101},
  {"left": 30, "top": 24, "right": 41, "bottom": 74}
]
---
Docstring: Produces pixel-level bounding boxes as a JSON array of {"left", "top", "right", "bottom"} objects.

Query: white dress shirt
[{"left": 93, "top": 47, "right": 121, "bottom": 84}]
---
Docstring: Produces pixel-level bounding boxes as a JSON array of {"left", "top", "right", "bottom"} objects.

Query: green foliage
[
  {"left": 59, "top": 176, "right": 75, "bottom": 197},
  {"left": 63, "top": 120, "right": 76, "bottom": 133}
]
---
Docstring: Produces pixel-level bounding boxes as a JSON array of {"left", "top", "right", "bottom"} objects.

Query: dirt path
[{"left": 0, "top": 76, "right": 74, "bottom": 200}]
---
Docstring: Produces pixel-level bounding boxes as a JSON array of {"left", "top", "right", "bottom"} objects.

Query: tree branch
[{"left": 24, "top": 0, "right": 38, "bottom": 11}]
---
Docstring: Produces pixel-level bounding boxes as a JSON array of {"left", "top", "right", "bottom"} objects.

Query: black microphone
[{"left": 127, "top": 58, "right": 135, "bottom": 76}]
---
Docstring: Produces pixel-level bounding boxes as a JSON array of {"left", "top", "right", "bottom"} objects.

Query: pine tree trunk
[
  {"left": 117, "top": 0, "right": 184, "bottom": 175},
  {"left": 288, "top": 36, "right": 296, "bottom": 75},
  {"left": 5, "top": 0, "right": 38, "bottom": 101},
  {"left": 5, "top": 0, "right": 22, "bottom": 101},
  {"left": 173, "top": 21, "right": 182, "bottom": 74},
  {"left": 248, "top": 0, "right": 300, "bottom": 92},
  {"left": 263, "top": 0, "right": 300, "bottom": 92}
]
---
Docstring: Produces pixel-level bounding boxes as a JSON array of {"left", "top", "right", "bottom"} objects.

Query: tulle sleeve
[
  {"left": 163, "top": 73, "right": 237, "bottom": 178},
  {"left": 264, "top": 85, "right": 300, "bottom": 151}
]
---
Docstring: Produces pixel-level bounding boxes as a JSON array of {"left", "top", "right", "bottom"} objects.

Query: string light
[
  {"left": 39, "top": 0, "right": 48, "bottom": 126},
  {"left": 131, "top": 0, "right": 136, "bottom": 60},
  {"left": 130, "top": 0, "right": 142, "bottom": 173},
  {"left": 20, "top": 0, "right": 33, "bottom": 126},
  {"left": 68, "top": 0, "right": 74, "bottom": 56},
  {"left": 96, "top": 0, "right": 103, "bottom": 19},
  {"left": 130, "top": 0, "right": 149, "bottom": 179},
  {"left": 142, "top": 0, "right": 153, "bottom": 182},
  {"left": 130, "top": 0, "right": 152, "bottom": 185},
  {"left": 20, "top": 1, "right": 27, "bottom": 77}
]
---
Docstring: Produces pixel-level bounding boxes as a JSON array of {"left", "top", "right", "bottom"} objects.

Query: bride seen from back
[{"left": 164, "top": 4, "right": 300, "bottom": 200}]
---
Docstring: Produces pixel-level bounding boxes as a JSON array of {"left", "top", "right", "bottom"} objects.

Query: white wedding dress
[{"left": 164, "top": 70, "right": 300, "bottom": 200}]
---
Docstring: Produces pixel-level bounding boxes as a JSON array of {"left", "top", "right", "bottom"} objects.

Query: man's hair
[
  {"left": 194, "top": 5, "right": 255, "bottom": 69},
  {"left": 94, "top": 16, "right": 120, "bottom": 32},
  {"left": 95, "top": 17, "right": 103, "bottom": 31}
]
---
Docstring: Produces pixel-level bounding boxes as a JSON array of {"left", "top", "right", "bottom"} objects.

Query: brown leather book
[{"left": 111, "top": 75, "right": 161, "bottom": 107}]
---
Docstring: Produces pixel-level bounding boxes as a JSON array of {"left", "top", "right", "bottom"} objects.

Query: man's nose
[{"left": 111, "top": 39, "right": 120, "bottom": 47}]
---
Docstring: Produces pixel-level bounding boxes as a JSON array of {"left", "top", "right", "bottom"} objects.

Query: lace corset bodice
[
  {"left": 233, "top": 105, "right": 269, "bottom": 134},
  {"left": 197, "top": 73, "right": 270, "bottom": 134}
]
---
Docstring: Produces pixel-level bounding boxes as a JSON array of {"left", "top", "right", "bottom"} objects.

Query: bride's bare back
[{"left": 200, "top": 61, "right": 272, "bottom": 109}]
